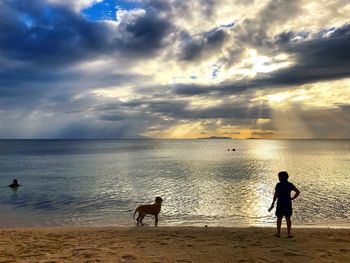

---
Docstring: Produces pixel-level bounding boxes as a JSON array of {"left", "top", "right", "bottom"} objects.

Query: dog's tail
[{"left": 133, "top": 207, "right": 139, "bottom": 219}]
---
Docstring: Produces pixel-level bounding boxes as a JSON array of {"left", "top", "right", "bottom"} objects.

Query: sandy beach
[{"left": 0, "top": 226, "right": 349, "bottom": 263}]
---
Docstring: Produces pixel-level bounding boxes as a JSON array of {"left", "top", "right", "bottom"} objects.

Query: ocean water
[{"left": 0, "top": 139, "right": 349, "bottom": 227}]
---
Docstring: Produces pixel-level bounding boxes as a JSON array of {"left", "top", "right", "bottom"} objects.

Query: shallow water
[{"left": 0, "top": 139, "right": 349, "bottom": 227}]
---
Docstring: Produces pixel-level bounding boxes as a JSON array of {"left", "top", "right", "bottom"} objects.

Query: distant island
[{"left": 197, "top": 136, "right": 232, "bottom": 140}]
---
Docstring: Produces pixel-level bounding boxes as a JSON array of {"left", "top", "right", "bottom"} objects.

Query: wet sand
[{"left": 0, "top": 226, "right": 349, "bottom": 262}]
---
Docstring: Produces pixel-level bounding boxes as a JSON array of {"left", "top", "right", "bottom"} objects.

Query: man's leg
[
  {"left": 276, "top": 217, "right": 282, "bottom": 236},
  {"left": 286, "top": 217, "right": 292, "bottom": 237}
]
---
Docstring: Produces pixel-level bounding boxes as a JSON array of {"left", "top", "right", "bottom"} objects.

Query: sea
[{"left": 0, "top": 139, "right": 349, "bottom": 228}]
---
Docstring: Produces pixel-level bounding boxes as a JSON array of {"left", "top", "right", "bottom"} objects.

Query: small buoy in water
[
  {"left": 232, "top": 148, "right": 236, "bottom": 151},
  {"left": 228, "top": 149, "right": 230, "bottom": 151},
  {"left": 204, "top": 225, "right": 208, "bottom": 227}
]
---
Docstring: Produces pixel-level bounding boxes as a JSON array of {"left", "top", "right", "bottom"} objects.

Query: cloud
[
  {"left": 46, "top": 0, "right": 103, "bottom": 12},
  {"left": 254, "top": 23, "right": 350, "bottom": 86},
  {"left": 0, "top": 1, "right": 111, "bottom": 67},
  {"left": 0, "top": 0, "right": 171, "bottom": 117},
  {"left": 101, "top": 96, "right": 272, "bottom": 121},
  {"left": 0, "top": 0, "right": 349, "bottom": 139},
  {"left": 173, "top": 23, "right": 350, "bottom": 96},
  {"left": 178, "top": 28, "right": 228, "bottom": 61},
  {"left": 115, "top": 8, "right": 173, "bottom": 56},
  {"left": 129, "top": 0, "right": 172, "bottom": 12},
  {"left": 0, "top": 1, "right": 173, "bottom": 68}
]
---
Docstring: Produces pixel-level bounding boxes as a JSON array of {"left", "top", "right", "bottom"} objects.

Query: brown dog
[{"left": 133, "top": 197, "right": 163, "bottom": 226}]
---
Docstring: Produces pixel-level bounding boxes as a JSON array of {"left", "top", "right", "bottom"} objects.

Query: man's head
[{"left": 278, "top": 171, "right": 289, "bottom": 182}]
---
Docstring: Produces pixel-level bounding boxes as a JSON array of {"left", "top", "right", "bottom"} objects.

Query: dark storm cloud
[
  {"left": 106, "top": 98, "right": 272, "bottom": 120},
  {"left": 172, "top": 82, "right": 249, "bottom": 96},
  {"left": 0, "top": 67, "right": 75, "bottom": 91},
  {"left": 115, "top": 12, "right": 173, "bottom": 56},
  {"left": 0, "top": 0, "right": 167, "bottom": 138},
  {"left": 0, "top": 0, "right": 111, "bottom": 66},
  {"left": 276, "top": 24, "right": 350, "bottom": 80},
  {"left": 0, "top": 0, "right": 173, "bottom": 68},
  {"left": 0, "top": 65, "right": 143, "bottom": 101},
  {"left": 0, "top": 0, "right": 169, "bottom": 114},
  {"left": 251, "top": 23, "right": 350, "bottom": 87},
  {"left": 172, "top": 84, "right": 212, "bottom": 95},
  {"left": 99, "top": 114, "right": 130, "bottom": 121},
  {"left": 92, "top": 99, "right": 152, "bottom": 113},
  {"left": 179, "top": 28, "right": 228, "bottom": 61},
  {"left": 87, "top": 92, "right": 271, "bottom": 125}
]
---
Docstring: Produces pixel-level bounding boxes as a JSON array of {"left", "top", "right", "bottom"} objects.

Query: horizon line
[{"left": 0, "top": 138, "right": 349, "bottom": 140}]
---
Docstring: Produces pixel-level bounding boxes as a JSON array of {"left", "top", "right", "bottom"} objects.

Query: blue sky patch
[
  {"left": 83, "top": 0, "right": 138, "bottom": 21},
  {"left": 83, "top": 0, "right": 117, "bottom": 21}
]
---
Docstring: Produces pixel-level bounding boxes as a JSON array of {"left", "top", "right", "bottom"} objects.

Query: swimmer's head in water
[{"left": 9, "top": 179, "right": 20, "bottom": 188}]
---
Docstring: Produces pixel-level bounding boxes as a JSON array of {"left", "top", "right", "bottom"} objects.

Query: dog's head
[{"left": 155, "top": 196, "right": 163, "bottom": 204}]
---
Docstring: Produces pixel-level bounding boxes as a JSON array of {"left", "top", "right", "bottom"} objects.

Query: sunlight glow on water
[{"left": 0, "top": 139, "right": 349, "bottom": 227}]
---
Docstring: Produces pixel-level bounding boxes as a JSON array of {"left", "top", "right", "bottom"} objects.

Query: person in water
[
  {"left": 268, "top": 171, "right": 300, "bottom": 238},
  {"left": 9, "top": 179, "right": 21, "bottom": 189}
]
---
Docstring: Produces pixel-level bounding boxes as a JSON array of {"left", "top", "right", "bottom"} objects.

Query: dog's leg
[
  {"left": 139, "top": 215, "right": 145, "bottom": 226},
  {"left": 136, "top": 214, "right": 141, "bottom": 225},
  {"left": 155, "top": 214, "right": 159, "bottom": 226}
]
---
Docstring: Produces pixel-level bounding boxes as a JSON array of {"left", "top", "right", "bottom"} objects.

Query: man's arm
[
  {"left": 291, "top": 187, "right": 300, "bottom": 200},
  {"left": 268, "top": 191, "right": 278, "bottom": 212}
]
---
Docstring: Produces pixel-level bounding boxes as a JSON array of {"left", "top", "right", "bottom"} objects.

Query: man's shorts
[{"left": 275, "top": 205, "right": 292, "bottom": 218}]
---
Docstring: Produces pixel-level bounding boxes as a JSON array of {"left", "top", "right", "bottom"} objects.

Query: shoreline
[
  {"left": 2, "top": 224, "right": 350, "bottom": 231},
  {"left": 1, "top": 226, "right": 349, "bottom": 262},
  {"left": 1, "top": 223, "right": 350, "bottom": 229}
]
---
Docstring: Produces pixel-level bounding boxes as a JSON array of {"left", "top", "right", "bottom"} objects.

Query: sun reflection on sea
[
  {"left": 242, "top": 140, "right": 285, "bottom": 225},
  {"left": 249, "top": 139, "right": 283, "bottom": 160}
]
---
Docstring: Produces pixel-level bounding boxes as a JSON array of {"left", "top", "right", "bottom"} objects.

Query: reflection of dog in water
[{"left": 133, "top": 197, "right": 163, "bottom": 226}]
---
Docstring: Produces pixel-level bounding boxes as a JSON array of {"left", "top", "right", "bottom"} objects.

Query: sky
[{"left": 0, "top": 0, "right": 349, "bottom": 139}]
